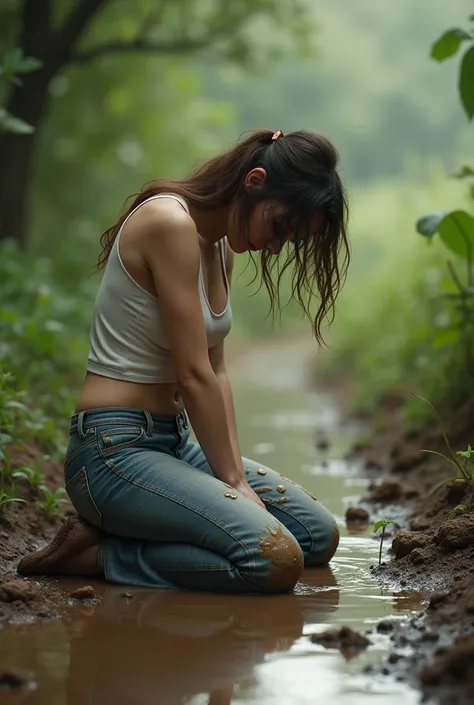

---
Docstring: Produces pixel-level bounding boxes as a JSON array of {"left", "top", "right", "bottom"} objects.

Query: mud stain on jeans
[{"left": 259, "top": 524, "right": 304, "bottom": 591}]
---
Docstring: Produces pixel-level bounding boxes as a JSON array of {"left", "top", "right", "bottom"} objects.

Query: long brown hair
[{"left": 97, "top": 129, "right": 349, "bottom": 344}]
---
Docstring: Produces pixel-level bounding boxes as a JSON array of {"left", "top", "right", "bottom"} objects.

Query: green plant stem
[{"left": 378, "top": 527, "right": 385, "bottom": 566}]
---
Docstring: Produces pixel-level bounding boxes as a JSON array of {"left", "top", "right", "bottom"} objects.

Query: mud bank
[
  {"left": 348, "top": 395, "right": 474, "bottom": 705},
  {"left": 0, "top": 442, "right": 83, "bottom": 624}
]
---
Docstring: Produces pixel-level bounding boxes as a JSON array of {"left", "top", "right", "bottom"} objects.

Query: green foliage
[
  {"left": 36, "top": 485, "right": 68, "bottom": 521},
  {"left": 430, "top": 18, "right": 474, "bottom": 120},
  {"left": 446, "top": 504, "right": 469, "bottom": 519},
  {"left": 373, "top": 519, "right": 395, "bottom": 567},
  {"left": 0, "top": 47, "right": 42, "bottom": 133},
  {"left": 12, "top": 459, "right": 47, "bottom": 488},
  {"left": 414, "top": 394, "right": 474, "bottom": 495},
  {"left": 431, "top": 29, "right": 471, "bottom": 62},
  {"left": 0, "top": 241, "right": 92, "bottom": 450},
  {"left": 0, "top": 423, "right": 26, "bottom": 520},
  {"left": 0, "top": 491, "right": 25, "bottom": 519}
]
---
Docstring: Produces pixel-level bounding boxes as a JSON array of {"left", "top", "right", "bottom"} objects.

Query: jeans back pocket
[{"left": 66, "top": 466, "right": 103, "bottom": 529}]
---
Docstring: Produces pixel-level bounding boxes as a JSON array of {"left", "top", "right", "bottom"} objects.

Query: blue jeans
[{"left": 64, "top": 408, "right": 339, "bottom": 594}]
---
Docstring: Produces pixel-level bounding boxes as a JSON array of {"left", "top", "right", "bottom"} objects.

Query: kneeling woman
[{"left": 19, "top": 129, "right": 349, "bottom": 593}]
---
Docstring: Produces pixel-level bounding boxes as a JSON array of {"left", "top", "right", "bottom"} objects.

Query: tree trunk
[
  {"left": 0, "top": 69, "right": 53, "bottom": 247},
  {"left": 0, "top": 0, "right": 108, "bottom": 247}
]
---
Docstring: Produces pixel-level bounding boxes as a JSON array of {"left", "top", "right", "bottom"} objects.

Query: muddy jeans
[{"left": 64, "top": 408, "right": 339, "bottom": 594}]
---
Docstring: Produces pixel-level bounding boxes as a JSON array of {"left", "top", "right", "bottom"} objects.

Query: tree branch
[
  {"left": 53, "top": 0, "right": 111, "bottom": 63},
  {"left": 71, "top": 36, "right": 217, "bottom": 64}
]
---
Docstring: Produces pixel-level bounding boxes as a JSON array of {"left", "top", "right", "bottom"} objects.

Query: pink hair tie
[{"left": 271, "top": 130, "right": 284, "bottom": 141}]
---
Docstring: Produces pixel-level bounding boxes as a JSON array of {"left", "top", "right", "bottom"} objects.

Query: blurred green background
[{"left": 1, "top": 0, "right": 474, "bottom": 461}]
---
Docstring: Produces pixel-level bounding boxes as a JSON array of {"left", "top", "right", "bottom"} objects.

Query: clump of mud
[
  {"left": 310, "top": 626, "right": 371, "bottom": 659},
  {"left": 0, "top": 578, "right": 58, "bottom": 623}
]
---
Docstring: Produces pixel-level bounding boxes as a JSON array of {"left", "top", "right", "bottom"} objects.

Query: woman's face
[
  {"left": 227, "top": 167, "right": 292, "bottom": 254},
  {"left": 227, "top": 199, "right": 291, "bottom": 255},
  {"left": 227, "top": 168, "right": 322, "bottom": 255}
]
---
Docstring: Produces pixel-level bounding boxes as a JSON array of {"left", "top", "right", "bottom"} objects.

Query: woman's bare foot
[{"left": 17, "top": 515, "right": 101, "bottom": 577}]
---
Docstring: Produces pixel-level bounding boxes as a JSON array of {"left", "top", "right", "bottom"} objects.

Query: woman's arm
[
  {"left": 139, "top": 202, "right": 262, "bottom": 509},
  {"left": 208, "top": 341, "right": 243, "bottom": 475},
  {"left": 142, "top": 203, "right": 243, "bottom": 486},
  {"left": 208, "top": 244, "right": 244, "bottom": 474}
]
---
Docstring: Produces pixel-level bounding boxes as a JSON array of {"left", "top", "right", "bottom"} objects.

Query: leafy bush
[{"left": 0, "top": 241, "right": 93, "bottom": 454}]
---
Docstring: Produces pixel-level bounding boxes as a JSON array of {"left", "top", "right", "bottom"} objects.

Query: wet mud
[{"left": 346, "top": 396, "right": 474, "bottom": 705}]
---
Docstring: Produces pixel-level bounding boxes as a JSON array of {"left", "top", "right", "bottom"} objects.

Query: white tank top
[{"left": 86, "top": 194, "right": 233, "bottom": 383}]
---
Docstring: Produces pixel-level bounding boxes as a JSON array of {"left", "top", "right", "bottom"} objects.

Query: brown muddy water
[{"left": 0, "top": 340, "right": 422, "bottom": 705}]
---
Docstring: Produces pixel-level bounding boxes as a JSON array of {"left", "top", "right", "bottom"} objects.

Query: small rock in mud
[
  {"left": 391, "top": 530, "right": 432, "bottom": 559},
  {"left": 0, "top": 668, "right": 35, "bottom": 691},
  {"left": 69, "top": 585, "right": 97, "bottom": 600},
  {"left": 410, "top": 518, "right": 430, "bottom": 532},
  {"left": 437, "top": 515, "right": 474, "bottom": 552},
  {"left": 428, "top": 591, "right": 449, "bottom": 609},
  {"left": 370, "top": 481, "right": 403, "bottom": 503},
  {"left": 310, "top": 626, "right": 370, "bottom": 656},
  {"left": 121, "top": 592, "right": 133, "bottom": 599},
  {"left": 0, "top": 579, "right": 37, "bottom": 603},
  {"left": 421, "top": 636, "right": 474, "bottom": 685},
  {"left": 345, "top": 507, "right": 370, "bottom": 522},
  {"left": 376, "top": 620, "right": 394, "bottom": 633}
]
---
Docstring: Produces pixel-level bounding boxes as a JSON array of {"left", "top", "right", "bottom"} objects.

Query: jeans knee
[
  {"left": 306, "top": 519, "right": 340, "bottom": 567},
  {"left": 253, "top": 525, "right": 304, "bottom": 593}
]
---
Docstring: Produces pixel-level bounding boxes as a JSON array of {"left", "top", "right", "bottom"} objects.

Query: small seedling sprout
[{"left": 373, "top": 519, "right": 395, "bottom": 567}]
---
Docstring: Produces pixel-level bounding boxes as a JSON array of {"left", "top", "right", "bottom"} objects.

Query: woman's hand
[{"left": 232, "top": 478, "right": 266, "bottom": 509}]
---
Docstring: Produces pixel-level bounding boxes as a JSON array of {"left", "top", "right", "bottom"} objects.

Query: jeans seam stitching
[
  {"left": 66, "top": 466, "right": 103, "bottom": 528},
  {"left": 64, "top": 435, "right": 96, "bottom": 467}
]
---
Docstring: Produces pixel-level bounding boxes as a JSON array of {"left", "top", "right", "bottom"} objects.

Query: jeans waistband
[{"left": 70, "top": 407, "right": 188, "bottom": 438}]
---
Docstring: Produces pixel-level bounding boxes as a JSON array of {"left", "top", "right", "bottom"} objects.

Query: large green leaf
[
  {"left": 438, "top": 210, "right": 474, "bottom": 260},
  {"left": 416, "top": 211, "right": 444, "bottom": 237},
  {"left": 431, "top": 28, "right": 471, "bottom": 62},
  {"left": 460, "top": 46, "right": 474, "bottom": 120}
]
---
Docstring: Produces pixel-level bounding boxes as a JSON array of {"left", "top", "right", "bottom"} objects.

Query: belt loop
[
  {"left": 181, "top": 411, "right": 188, "bottom": 430},
  {"left": 77, "top": 411, "right": 86, "bottom": 440},
  {"left": 143, "top": 410, "right": 153, "bottom": 436}
]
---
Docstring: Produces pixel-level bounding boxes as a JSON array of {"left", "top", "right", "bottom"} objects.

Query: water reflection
[{"left": 13, "top": 570, "right": 337, "bottom": 705}]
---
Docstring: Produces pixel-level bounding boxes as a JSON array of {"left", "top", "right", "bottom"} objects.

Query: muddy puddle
[{"left": 0, "top": 339, "right": 423, "bottom": 704}]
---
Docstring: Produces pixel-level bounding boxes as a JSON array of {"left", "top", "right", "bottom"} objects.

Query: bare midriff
[{"left": 75, "top": 372, "right": 184, "bottom": 415}]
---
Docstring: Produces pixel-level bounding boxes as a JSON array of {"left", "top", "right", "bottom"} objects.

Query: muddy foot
[{"left": 17, "top": 516, "right": 101, "bottom": 576}]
